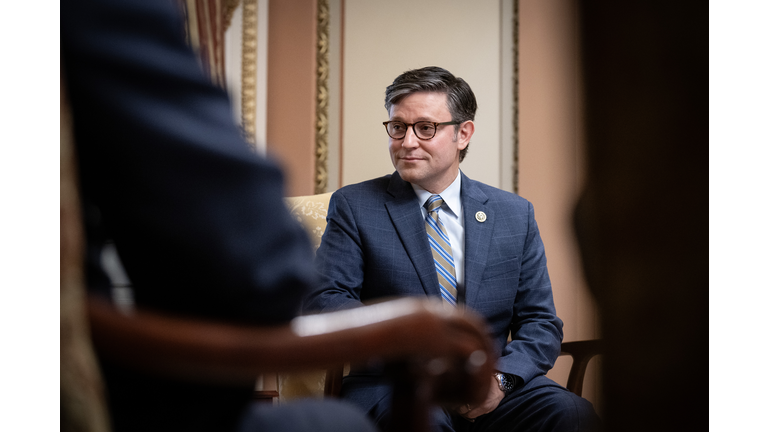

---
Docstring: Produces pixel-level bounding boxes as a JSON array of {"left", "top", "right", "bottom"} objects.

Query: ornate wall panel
[
  {"left": 315, "top": 0, "right": 330, "bottom": 193},
  {"left": 240, "top": 0, "right": 258, "bottom": 147}
]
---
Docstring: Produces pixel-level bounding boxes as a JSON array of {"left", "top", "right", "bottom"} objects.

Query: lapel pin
[{"left": 475, "top": 211, "right": 487, "bottom": 223}]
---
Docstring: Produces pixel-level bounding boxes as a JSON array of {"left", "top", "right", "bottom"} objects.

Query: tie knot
[{"left": 425, "top": 195, "right": 445, "bottom": 213}]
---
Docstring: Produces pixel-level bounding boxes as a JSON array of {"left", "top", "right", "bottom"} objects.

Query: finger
[
  {"left": 456, "top": 403, "right": 472, "bottom": 416},
  {"left": 465, "top": 406, "right": 484, "bottom": 420}
]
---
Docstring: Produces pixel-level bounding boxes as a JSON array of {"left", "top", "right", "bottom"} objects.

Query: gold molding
[
  {"left": 315, "top": 0, "right": 330, "bottom": 194},
  {"left": 241, "top": 0, "right": 258, "bottom": 149},
  {"left": 222, "top": 0, "right": 241, "bottom": 31}
]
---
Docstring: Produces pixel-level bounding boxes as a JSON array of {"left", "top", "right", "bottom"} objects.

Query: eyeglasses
[{"left": 382, "top": 120, "right": 461, "bottom": 140}]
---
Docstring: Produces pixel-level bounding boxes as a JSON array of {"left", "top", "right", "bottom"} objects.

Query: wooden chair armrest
[
  {"left": 559, "top": 339, "right": 603, "bottom": 397},
  {"left": 324, "top": 339, "right": 606, "bottom": 401},
  {"left": 88, "top": 296, "right": 496, "bottom": 406}
]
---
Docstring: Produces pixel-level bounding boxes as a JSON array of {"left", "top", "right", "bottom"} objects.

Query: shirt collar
[{"left": 411, "top": 171, "right": 462, "bottom": 218}]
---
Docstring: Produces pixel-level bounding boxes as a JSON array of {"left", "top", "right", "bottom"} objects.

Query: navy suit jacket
[{"left": 305, "top": 171, "right": 563, "bottom": 383}]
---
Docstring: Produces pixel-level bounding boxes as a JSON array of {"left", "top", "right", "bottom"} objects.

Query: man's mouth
[{"left": 399, "top": 155, "right": 423, "bottom": 162}]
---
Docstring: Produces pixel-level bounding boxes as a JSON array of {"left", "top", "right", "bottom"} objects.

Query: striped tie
[{"left": 425, "top": 195, "right": 457, "bottom": 306}]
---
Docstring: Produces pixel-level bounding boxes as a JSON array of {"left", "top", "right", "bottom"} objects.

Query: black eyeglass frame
[{"left": 382, "top": 120, "right": 461, "bottom": 140}]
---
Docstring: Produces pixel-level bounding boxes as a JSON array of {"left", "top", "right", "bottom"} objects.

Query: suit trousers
[{"left": 343, "top": 374, "right": 601, "bottom": 432}]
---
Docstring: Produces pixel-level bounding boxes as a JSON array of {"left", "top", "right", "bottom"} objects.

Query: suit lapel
[
  {"left": 460, "top": 172, "right": 493, "bottom": 307},
  {"left": 385, "top": 173, "right": 441, "bottom": 297}
]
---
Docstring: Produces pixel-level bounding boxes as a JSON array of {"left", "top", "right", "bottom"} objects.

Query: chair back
[
  {"left": 279, "top": 193, "right": 334, "bottom": 400},
  {"left": 60, "top": 69, "right": 112, "bottom": 432},
  {"left": 285, "top": 193, "right": 333, "bottom": 251}
]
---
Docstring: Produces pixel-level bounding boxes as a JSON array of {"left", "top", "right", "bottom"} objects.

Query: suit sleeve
[
  {"left": 302, "top": 190, "right": 367, "bottom": 312},
  {"left": 497, "top": 201, "right": 564, "bottom": 383},
  {"left": 62, "top": 0, "right": 315, "bottom": 325}
]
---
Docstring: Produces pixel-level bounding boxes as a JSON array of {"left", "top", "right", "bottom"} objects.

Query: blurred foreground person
[
  {"left": 61, "top": 0, "right": 377, "bottom": 430},
  {"left": 575, "top": 2, "right": 707, "bottom": 431}
]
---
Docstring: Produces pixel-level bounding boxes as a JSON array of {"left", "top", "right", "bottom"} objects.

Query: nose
[{"left": 401, "top": 125, "right": 420, "bottom": 148}]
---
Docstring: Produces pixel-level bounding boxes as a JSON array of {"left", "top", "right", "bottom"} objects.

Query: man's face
[{"left": 388, "top": 91, "right": 474, "bottom": 194}]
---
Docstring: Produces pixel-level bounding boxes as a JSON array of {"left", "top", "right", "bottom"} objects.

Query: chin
[{"left": 396, "top": 168, "right": 418, "bottom": 183}]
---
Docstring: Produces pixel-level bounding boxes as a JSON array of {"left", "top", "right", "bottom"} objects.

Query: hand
[{"left": 456, "top": 375, "right": 505, "bottom": 420}]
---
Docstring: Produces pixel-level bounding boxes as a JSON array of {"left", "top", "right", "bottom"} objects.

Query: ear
[{"left": 456, "top": 120, "right": 475, "bottom": 150}]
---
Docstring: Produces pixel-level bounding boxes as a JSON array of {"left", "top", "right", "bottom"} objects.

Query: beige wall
[
  {"left": 519, "top": 0, "right": 601, "bottom": 409},
  {"left": 341, "top": 0, "right": 512, "bottom": 190}
]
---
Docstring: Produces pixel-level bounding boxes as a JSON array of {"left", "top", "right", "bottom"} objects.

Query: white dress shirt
[{"left": 411, "top": 171, "right": 465, "bottom": 288}]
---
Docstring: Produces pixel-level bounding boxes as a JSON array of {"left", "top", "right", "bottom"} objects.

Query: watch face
[{"left": 495, "top": 373, "right": 515, "bottom": 392}]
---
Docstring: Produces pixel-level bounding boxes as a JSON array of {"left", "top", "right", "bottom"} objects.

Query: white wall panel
[{"left": 341, "top": 0, "right": 514, "bottom": 190}]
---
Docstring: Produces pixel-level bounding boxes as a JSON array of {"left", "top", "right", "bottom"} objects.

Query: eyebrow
[{"left": 388, "top": 117, "right": 437, "bottom": 122}]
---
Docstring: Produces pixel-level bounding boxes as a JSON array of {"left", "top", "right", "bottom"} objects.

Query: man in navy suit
[{"left": 304, "top": 67, "right": 600, "bottom": 431}]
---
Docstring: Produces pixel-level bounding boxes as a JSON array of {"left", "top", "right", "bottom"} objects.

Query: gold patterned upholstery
[
  {"left": 285, "top": 192, "right": 333, "bottom": 251},
  {"left": 278, "top": 193, "right": 334, "bottom": 401},
  {"left": 61, "top": 68, "right": 112, "bottom": 432}
]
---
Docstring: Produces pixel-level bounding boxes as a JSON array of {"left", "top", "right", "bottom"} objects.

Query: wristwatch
[{"left": 493, "top": 372, "right": 517, "bottom": 394}]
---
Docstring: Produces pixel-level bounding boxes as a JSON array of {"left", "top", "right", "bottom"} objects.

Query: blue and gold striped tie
[{"left": 425, "top": 195, "right": 457, "bottom": 306}]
